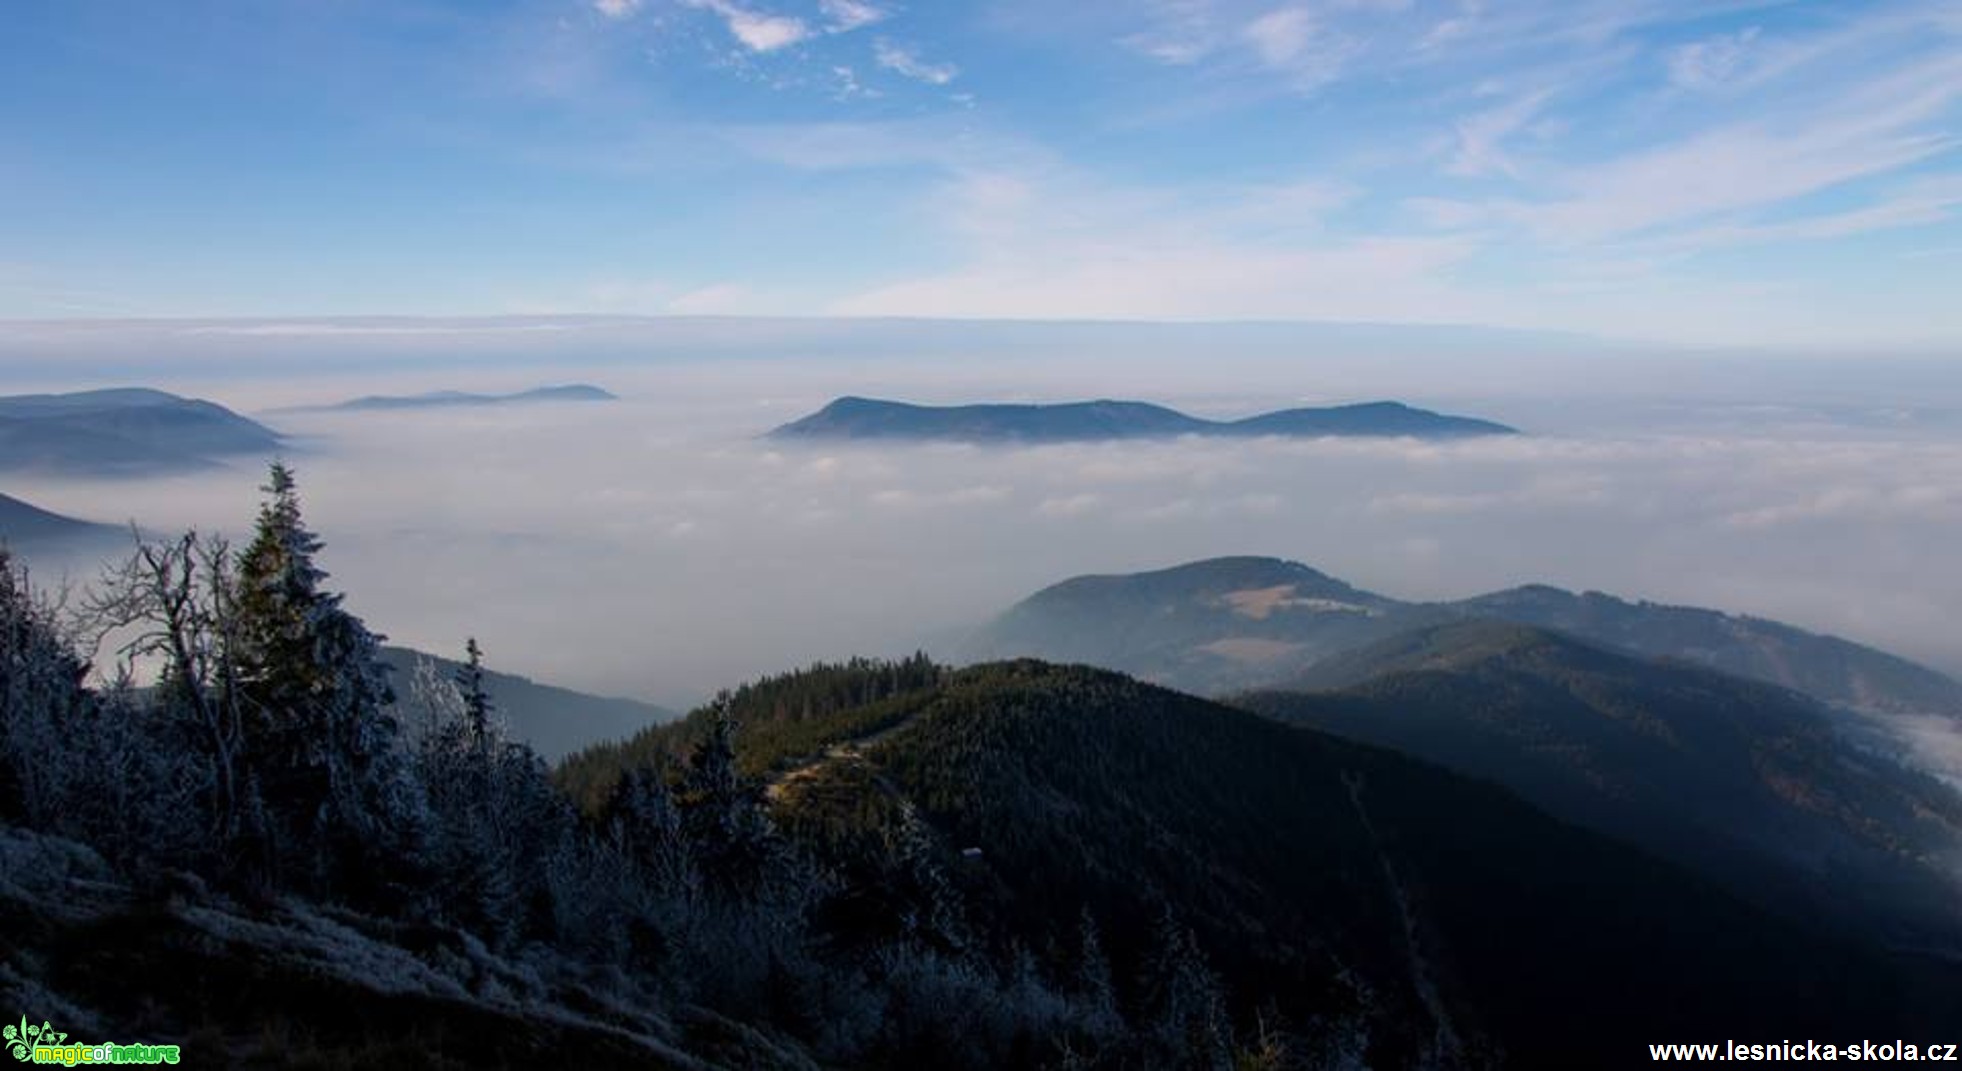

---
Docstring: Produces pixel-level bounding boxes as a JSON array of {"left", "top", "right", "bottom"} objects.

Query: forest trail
[{"left": 764, "top": 717, "right": 916, "bottom": 803}]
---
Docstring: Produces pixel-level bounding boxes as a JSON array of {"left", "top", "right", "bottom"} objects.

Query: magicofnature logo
[{"left": 5, "top": 1016, "right": 179, "bottom": 1066}]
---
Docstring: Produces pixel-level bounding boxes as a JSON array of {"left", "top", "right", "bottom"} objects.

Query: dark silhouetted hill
[
  {"left": 1239, "top": 621, "right": 1962, "bottom": 949},
  {"left": 769, "top": 396, "right": 1517, "bottom": 443},
  {"left": 0, "top": 388, "right": 282, "bottom": 476},
  {"left": 563, "top": 658, "right": 1962, "bottom": 1066},
  {"left": 0, "top": 492, "right": 123, "bottom": 550}
]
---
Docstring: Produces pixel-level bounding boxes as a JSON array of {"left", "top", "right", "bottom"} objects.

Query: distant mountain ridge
[
  {"left": 960, "top": 556, "right": 1962, "bottom": 722},
  {"left": 0, "top": 388, "right": 282, "bottom": 476},
  {"left": 294, "top": 384, "right": 617, "bottom": 412},
  {"left": 379, "top": 646, "right": 674, "bottom": 761},
  {"left": 770, "top": 396, "right": 1518, "bottom": 442},
  {"left": 1239, "top": 621, "right": 1962, "bottom": 949},
  {"left": 1457, "top": 584, "right": 1962, "bottom": 719},
  {"left": 0, "top": 492, "right": 123, "bottom": 549}
]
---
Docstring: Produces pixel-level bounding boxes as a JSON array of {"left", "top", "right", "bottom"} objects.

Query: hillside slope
[
  {"left": 0, "top": 823, "right": 815, "bottom": 1069},
  {"left": 565, "top": 659, "right": 1962, "bottom": 1067},
  {"left": 0, "top": 388, "right": 281, "bottom": 476},
  {"left": 0, "top": 492, "right": 123, "bottom": 550},
  {"left": 381, "top": 646, "right": 675, "bottom": 761},
  {"left": 1239, "top": 621, "right": 1962, "bottom": 948}
]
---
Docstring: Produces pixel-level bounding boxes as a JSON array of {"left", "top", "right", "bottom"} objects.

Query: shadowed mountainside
[
  {"left": 1237, "top": 621, "right": 1962, "bottom": 949},
  {"left": 562, "top": 659, "right": 1962, "bottom": 1067},
  {"left": 0, "top": 388, "right": 282, "bottom": 476},
  {"left": 0, "top": 492, "right": 124, "bottom": 550}
]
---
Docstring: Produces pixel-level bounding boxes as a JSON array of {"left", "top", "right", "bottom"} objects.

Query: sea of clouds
[{"left": 5, "top": 317, "right": 1961, "bottom": 709}]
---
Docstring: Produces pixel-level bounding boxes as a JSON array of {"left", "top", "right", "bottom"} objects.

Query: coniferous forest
[{"left": 5, "top": 466, "right": 1961, "bottom": 1070}]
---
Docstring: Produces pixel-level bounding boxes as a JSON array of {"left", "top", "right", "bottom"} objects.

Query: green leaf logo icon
[{"left": 5, "top": 1014, "right": 30, "bottom": 1062}]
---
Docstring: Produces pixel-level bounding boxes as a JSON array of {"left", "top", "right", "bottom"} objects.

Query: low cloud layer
[{"left": 9, "top": 331, "right": 1962, "bottom": 713}]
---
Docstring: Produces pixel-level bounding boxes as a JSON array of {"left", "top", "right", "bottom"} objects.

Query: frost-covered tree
[
  {"left": 1141, "top": 905, "right": 1233, "bottom": 1071},
  {"left": 890, "top": 798, "right": 968, "bottom": 956},
  {"left": 456, "top": 636, "right": 492, "bottom": 749},
  {"left": 599, "top": 763, "right": 699, "bottom": 968},
  {"left": 1069, "top": 907, "right": 1124, "bottom": 1046},
  {"left": 681, "top": 699, "right": 801, "bottom": 903},
  {"left": 605, "top": 763, "right": 694, "bottom": 894},
  {"left": 0, "top": 548, "right": 90, "bottom": 825},
  {"left": 86, "top": 531, "right": 254, "bottom": 861},
  {"left": 411, "top": 640, "right": 571, "bottom": 946},
  {"left": 231, "top": 462, "right": 421, "bottom": 898},
  {"left": 675, "top": 699, "right": 828, "bottom": 1009},
  {"left": 3, "top": 546, "right": 199, "bottom": 867}
]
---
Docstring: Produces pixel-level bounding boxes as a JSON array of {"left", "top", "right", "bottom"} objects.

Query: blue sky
[{"left": 3, "top": 0, "right": 1960, "bottom": 345}]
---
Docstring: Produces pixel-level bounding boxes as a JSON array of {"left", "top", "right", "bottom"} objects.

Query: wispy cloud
[
  {"left": 1242, "top": 7, "right": 1315, "bottom": 68},
  {"left": 1121, "top": 0, "right": 1353, "bottom": 91},
  {"left": 1446, "top": 88, "right": 1554, "bottom": 177},
  {"left": 1412, "top": 36, "right": 1962, "bottom": 247},
  {"left": 9, "top": 0, "right": 1962, "bottom": 345},
  {"left": 1121, "top": 0, "right": 1223, "bottom": 65},
  {"left": 1666, "top": 26, "right": 1763, "bottom": 90},
  {"left": 1638, "top": 173, "right": 1962, "bottom": 254},
  {"left": 680, "top": 0, "right": 811, "bottom": 52},
  {"left": 829, "top": 160, "right": 1477, "bottom": 321},
  {"left": 820, "top": 0, "right": 889, "bottom": 33},
  {"left": 874, "top": 38, "right": 958, "bottom": 85},
  {"left": 830, "top": 65, "right": 877, "bottom": 100}
]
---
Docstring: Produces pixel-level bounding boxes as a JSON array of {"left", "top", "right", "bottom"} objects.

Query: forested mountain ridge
[
  {"left": 557, "top": 658, "right": 1962, "bottom": 1066},
  {"left": 1457, "top": 583, "right": 1962, "bottom": 718},
  {"left": 957, "top": 557, "right": 1419, "bottom": 695},
  {"left": 0, "top": 387, "right": 282, "bottom": 476},
  {"left": 555, "top": 653, "right": 946, "bottom": 814},
  {"left": 961, "top": 556, "right": 1962, "bottom": 721},
  {"left": 769, "top": 396, "right": 1518, "bottom": 443},
  {"left": 1237, "top": 621, "right": 1962, "bottom": 949}
]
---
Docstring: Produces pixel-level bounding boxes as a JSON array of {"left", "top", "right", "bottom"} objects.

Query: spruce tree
[
  {"left": 1071, "top": 907, "right": 1124, "bottom": 1044},
  {"left": 457, "top": 636, "right": 492, "bottom": 751},
  {"left": 681, "top": 699, "right": 787, "bottom": 901},
  {"left": 1142, "top": 904, "right": 1232, "bottom": 1071},
  {"left": 231, "top": 461, "right": 417, "bottom": 898},
  {"left": 412, "top": 639, "right": 570, "bottom": 946},
  {"left": 606, "top": 764, "right": 692, "bottom": 892}
]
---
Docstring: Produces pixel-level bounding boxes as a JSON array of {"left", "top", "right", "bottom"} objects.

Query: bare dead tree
[{"left": 83, "top": 529, "right": 251, "bottom": 846}]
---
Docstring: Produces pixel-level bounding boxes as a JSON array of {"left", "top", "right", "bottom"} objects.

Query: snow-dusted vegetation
[{"left": 0, "top": 465, "right": 1297, "bottom": 1069}]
